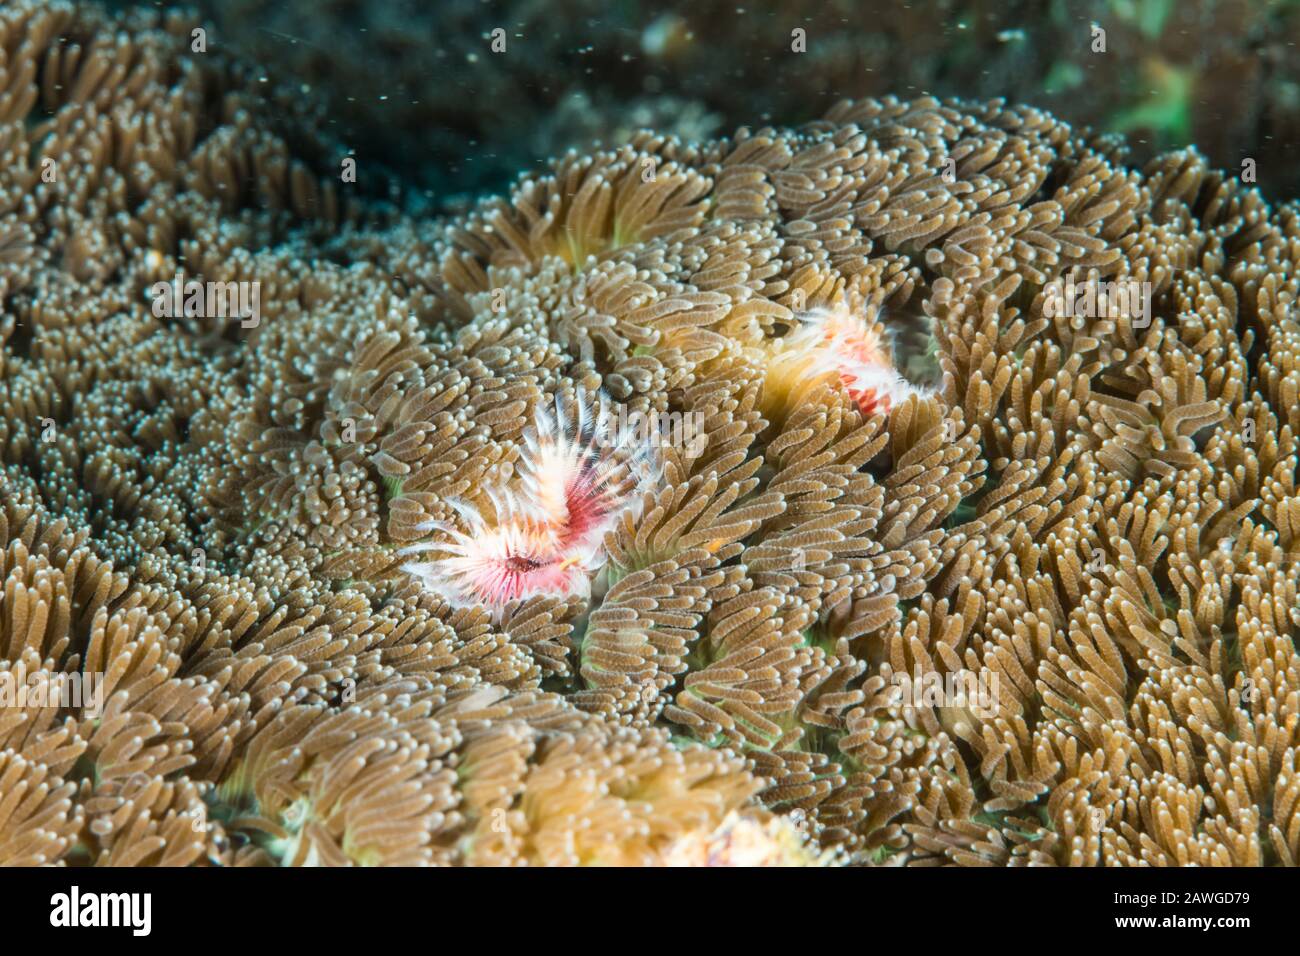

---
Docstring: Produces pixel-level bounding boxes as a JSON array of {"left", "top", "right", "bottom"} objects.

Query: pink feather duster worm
[{"left": 402, "top": 391, "right": 658, "bottom": 615}]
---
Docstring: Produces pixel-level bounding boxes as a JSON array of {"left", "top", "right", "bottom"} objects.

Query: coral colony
[{"left": 0, "top": 0, "right": 1298, "bottom": 870}]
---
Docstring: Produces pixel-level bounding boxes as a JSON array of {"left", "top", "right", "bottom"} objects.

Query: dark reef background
[{"left": 120, "top": 0, "right": 1300, "bottom": 207}]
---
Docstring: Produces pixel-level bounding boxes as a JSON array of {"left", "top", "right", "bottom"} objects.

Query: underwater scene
[{"left": 1, "top": 0, "right": 1299, "bottom": 888}]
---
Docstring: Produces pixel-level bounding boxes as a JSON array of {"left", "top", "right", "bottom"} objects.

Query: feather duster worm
[
  {"left": 400, "top": 491, "right": 591, "bottom": 609},
  {"left": 766, "top": 304, "right": 930, "bottom": 418},
  {"left": 402, "top": 391, "right": 659, "bottom": 613},
  {"left": 517, "top": 391, "right": 660, "bottom": 556}
]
